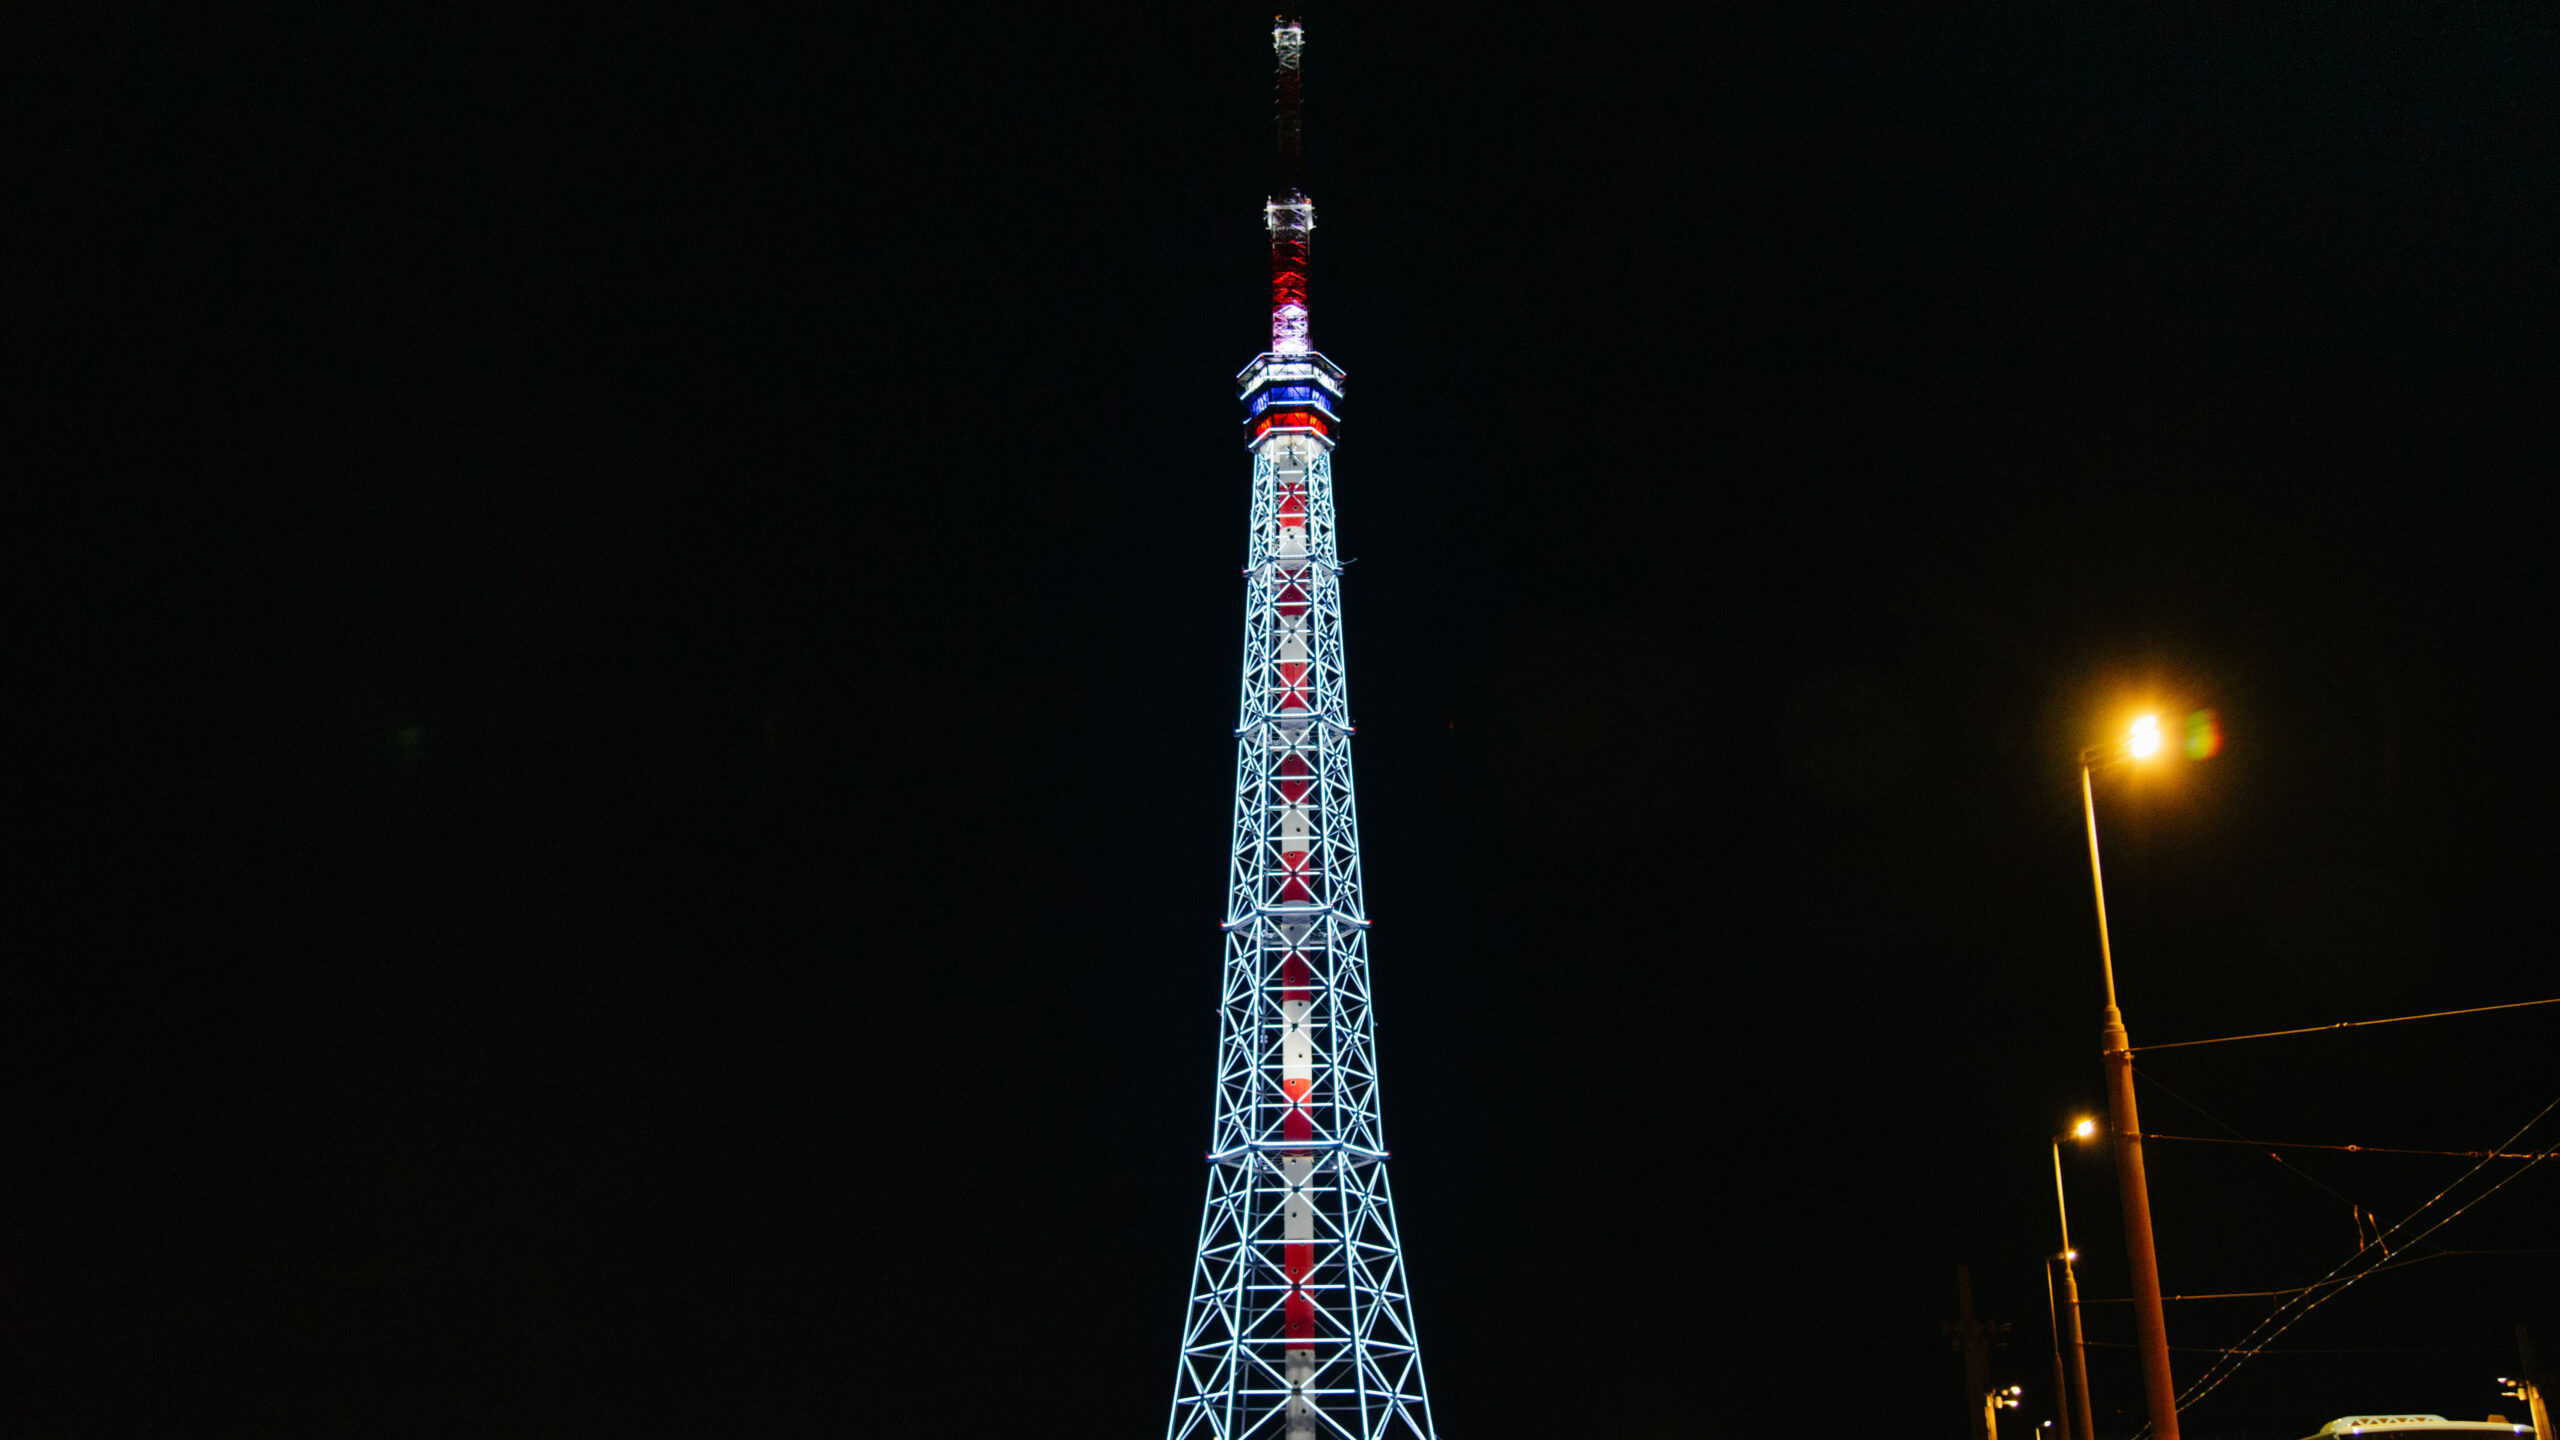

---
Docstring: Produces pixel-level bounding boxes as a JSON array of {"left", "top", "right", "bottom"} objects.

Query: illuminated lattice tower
[{"left": 1165, "top": 16, "right": 1439, "bottom": 1440}]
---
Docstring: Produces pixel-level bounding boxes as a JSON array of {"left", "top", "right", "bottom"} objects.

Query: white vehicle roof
[{"left": 2304, "top": 1418, "right": 2535, "bottom": 1440}]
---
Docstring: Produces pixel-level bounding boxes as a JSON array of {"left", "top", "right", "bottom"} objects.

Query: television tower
[{"left": 1165, "top": 14, "right": 1440, "bottom": 1440}]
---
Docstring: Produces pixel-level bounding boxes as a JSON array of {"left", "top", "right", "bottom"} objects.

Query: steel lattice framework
[{"left": 1166, "top": 17, "right": 1439, "bottom": 1440}]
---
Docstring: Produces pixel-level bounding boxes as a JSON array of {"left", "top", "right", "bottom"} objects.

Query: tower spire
[
  {"left": 1167, "top": 17, "right": 1440, "bottom": 1440},
  {"left": 1273, "top": 11, "right": 1304, "bottom": 191},
  {"left": 1266, "top": 13, "right": 1313, "bottom": 356}
]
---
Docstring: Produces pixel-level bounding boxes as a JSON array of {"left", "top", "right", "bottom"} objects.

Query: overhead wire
[
  {"left": 2097, "top": 993, "right": 2554, "bottom": 1437},
  {"left": 2142, "top": 1132, "right": 2554, "bottom": 1161},
  {"left": 2150, "top": 1094, "right": 2560, "bottom": 1427},
  {"left": 2080, "top": 1250, "right": 2560, "bottom": 1303},
  {"left": 2132, "top": 996, "right": 2560, "bottom": 1052},
  {"left": 2088, "top": 1332, "right": 2508, "bottom": 1342},
  {"left": 2135, "top": 1065, "right": 2371, "bottom": 1220}
]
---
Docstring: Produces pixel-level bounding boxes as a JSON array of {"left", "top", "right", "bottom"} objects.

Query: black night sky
[{"left": 26, "top": 4, "right": 2559, "bottom": 1437}]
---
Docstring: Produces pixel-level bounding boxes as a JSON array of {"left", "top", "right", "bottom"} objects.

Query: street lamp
[
  {"left": 2127, "top": 713, "right": 2161, "bottom": 758},
  {"left": 2080, "top": 715, "right": 2182, "bottom": 1440},
  {"left": 2051, "top": 1121, "right": 2101, "bottom": 1440},
  {"left": 1985, "top": 1385, "right": 2024, "bottom": 1440}
]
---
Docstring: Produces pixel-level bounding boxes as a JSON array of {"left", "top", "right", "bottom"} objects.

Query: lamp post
[
  {"left": 2080, "top": 715, "right": 2180, "bottom": 1440},
  {"left": 2053, "top": 1120, "right": 2100, "bottom": 1440},
  {"left": 2043, "top": 1259, "right": 2073, "bottom": 1440}
]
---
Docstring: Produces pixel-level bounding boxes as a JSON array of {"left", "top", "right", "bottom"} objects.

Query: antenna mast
[{"left": 1266, "top": 11, "right": 1313, "bottom": 355}]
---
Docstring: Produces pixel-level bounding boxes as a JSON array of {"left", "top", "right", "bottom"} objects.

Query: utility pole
[
  {"left": 1947, "top": 1265, "right": 2012, "bottom": 1440},
  {"left": 2507, "top": 1327, "right": 2554, "bottom": 1440}
]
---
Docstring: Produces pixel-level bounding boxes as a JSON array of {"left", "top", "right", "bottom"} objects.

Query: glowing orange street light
[
  {"left": 2078, "top": 716, "right": 2183, "bottom": 1440},
  {"left": 2128, "top": 714, "right": 2162, "bottom": 758}
]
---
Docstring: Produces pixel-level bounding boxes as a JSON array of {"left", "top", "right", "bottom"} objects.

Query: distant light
[
  {"left": 2184, "top": 709, "right": 2223, "bottom": 760},
  {"left": 2064, "top": 1250, "right": 2078, "bottom": 1261},
  {"left": 2073, "top": 1117, "right": 2099, "bottom": 1140},
  {"left": 2128, "top": 714, "right": 2162, "bottom": 758}
]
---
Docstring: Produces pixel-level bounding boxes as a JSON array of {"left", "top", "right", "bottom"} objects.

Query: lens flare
[{"left": 2184, "top": 709, "right": 2222, "bottom": 760}]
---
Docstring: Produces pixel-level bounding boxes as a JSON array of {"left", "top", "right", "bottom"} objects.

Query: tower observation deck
[{"left": 1165, "top": 16, "right": 1440, "bottom": 1440}]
